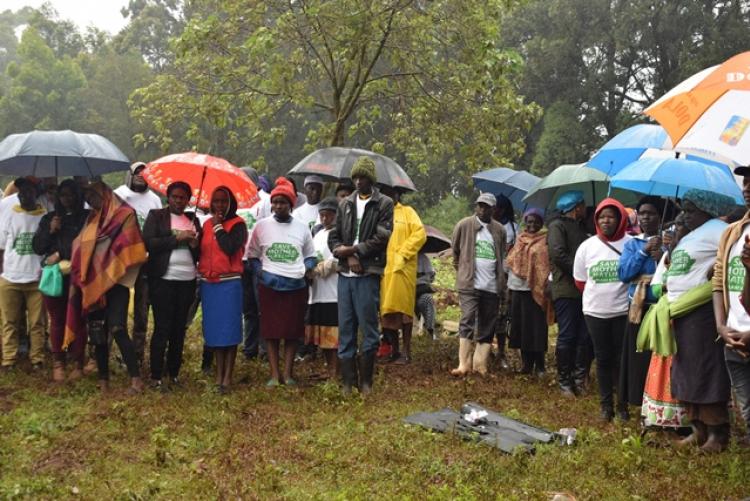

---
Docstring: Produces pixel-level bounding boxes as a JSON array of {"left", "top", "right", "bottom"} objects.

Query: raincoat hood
[{"left": 594, "top": 197, "right": 628, "bottom": 242}]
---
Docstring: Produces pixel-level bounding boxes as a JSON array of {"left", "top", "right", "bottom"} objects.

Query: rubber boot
[
  {"left": 450, "top": 337, "right": 474, "bottom": 376},
  {"left": 340, "top": 357, "right": 357, "bottom": 396},
  {"left": 675, "top": 420, "right": 708, "bottom": 448},
  {"left": 556, "top": 346, "right": 577, "bottom": 397},
  {"left": 358, "top": 351, "right": 376, "bottom": 395},
  {"left": 52, "top": 354, "right": 66, "bottom": 383},
  {"left": 574, "top": 341, "right": 593, "bottom": 394},
  {"left": 472, "top": 343, "right": 492, "bottom": 376},
  {"left": 519, "top": 351, "right": 533, "bottom": 374},
  {"left": 700, "top": 424, "right": 729, "bottom": 454}
]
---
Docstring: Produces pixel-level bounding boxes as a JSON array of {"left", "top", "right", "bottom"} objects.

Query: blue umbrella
[
  {"left": 472, "top": 167, "right": 540, "bottom": 209},
  {"left": 0, "top": 130, "right": 130, "bottom": 177},
  {"left": 609, "top": 157, "right": 743, "bottom": 204}
]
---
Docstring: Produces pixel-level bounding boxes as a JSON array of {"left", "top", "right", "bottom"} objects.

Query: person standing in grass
[
  {"left": 305, "top": 197, "right": 341, "bottom": 379},
  {"left": 199, "top": 186, "right": 248, "bottom": 394},
  {"left": 142, "top": 181, "right": 201, "bottom": 391},
  {"left": 450, "top": 193, "right": 506, "bottom": 377},
  {"left": 249, "top": 178, "right": 316, "bottom": 387}
]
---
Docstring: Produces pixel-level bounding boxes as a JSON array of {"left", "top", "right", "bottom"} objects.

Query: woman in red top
[{"left": 199, "top": 186, "right": 247, "bottom": 394}]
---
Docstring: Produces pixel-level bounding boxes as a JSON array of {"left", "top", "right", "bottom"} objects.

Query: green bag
[{"left": 39, "top": 263, "right": 64, "bottom": 297}]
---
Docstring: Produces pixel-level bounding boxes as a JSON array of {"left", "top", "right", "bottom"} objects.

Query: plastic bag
[{"left": 39, "top": 263, "right": 63, "bottom": 297}]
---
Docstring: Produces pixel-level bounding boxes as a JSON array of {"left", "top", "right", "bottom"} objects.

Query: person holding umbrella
[{"left": 198, "top": 186, "right": 248, "bottom": 394}]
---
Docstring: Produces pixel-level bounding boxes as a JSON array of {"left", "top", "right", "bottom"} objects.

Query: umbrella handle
[{"left": 196, "top": 165, "right": 208, "bottom": 210}]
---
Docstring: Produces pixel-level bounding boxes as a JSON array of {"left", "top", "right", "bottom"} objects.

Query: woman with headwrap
[
  {"left": 64, "top": 182, "right": 147, "bottom": 393},
  {"left": 248, "top": 178, "right": 316, "bottom": 386},
  {"left": 198, "top": 186, "right": 248, "bottom": 394},
  {"left": 573, "top": 198, "right": 632, "bottom": 421},
  {"left": 666, "top": 190, "right": 733, "bottom": 452},
  {"left": 32, "top": 179, "right": 89, "bottom": 382},
  {"left": 505, "top": 208, "right": 553, "bottom": 376}
]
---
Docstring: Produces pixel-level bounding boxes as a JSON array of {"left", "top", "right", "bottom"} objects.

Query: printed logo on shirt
[
  {"left": 475, "top": 240, "right": 495, "bottom": 260},
  {"left": 171, "top": 229, "right": 190, "bottom": 249},
  {"left": 589, "top": 259, "right": 620, "bottom": 284},
  {"left": 728, "top": 256, "right": 746, "bottom": 292},
  {"left": 136, "top": 213, "right": 147, "bottom": 230},
  {"left": 266, "top": 242, "right": 300, "bottom": 263},
  {"left": 665, "top": 249, "right": 695, "bottom": 277},
  {"left": 241, "top": 212, "right": 257, "bottom": 230},
  {"left": 12, "top": 232, "right": 35, "bottom": 256}
]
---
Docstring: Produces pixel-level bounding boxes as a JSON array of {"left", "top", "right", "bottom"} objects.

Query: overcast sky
[{"left": 5, "top": 0, "right": 130, "bottom": 34}]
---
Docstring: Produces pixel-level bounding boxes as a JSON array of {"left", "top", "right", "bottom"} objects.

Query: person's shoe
[
  {"left": 31, "top": 362, "right": 44, "bottom": 372},
  {"left": 52, "top": 360, "right": 66, "bottom": 382},
  {"left": 98, "top": 379, "right": 110, "bottom": 393},
  {"left": 700, "top": 425, "right": 729, "bottom": 454},
  {"left": 284, "top": 378, "right": 298, "bottom": 387},
  {"left": 358, "top": 351, "right": 376, "bottom": 395},
  {"left": 82, "top": 358, "right": 97, "bottom": 376},
  {"left": 150, "top": 379, "right": 164, "bottom": 391},
  {"left": 67, "top": 367, "right": 83, "bottom": 381},
  {"left": 217, "top": 384, "right": 228, "bottom": 395},
  {"left": 617, "top": 409, "right": 630, "bottom": 422},
  {"left": 472, "top": 343, "right": 492, "bottom": 376},
  {"left": 391, "top": 354, "right": 411, "bottom": 365},
  {"left": 600, "top": 406, "right": 615, "bottom": 423},
  {"left": 675, "top": 421, "right": 708, "bottom": 448},
  {"left": 169, "top": 377, "right": 182, "bottom": 389},
  {"left": 128, "top": 377, "right": 144, "bottom": 395},
  {"left": 496, "top": 356, "right": 510, "bottom": 371},
  {"left": 450, "top": 338, "right": 474, "bottom": 376},
  {"left": 266, "top": 378, "right": 280, "bottom": 388},
  {"left": 534, "top": 370, "right": 546, "bottom": 379}
]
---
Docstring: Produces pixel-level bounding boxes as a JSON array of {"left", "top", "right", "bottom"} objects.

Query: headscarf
[
  {"left": 258, "top": 175, "right": 272, "bottom": 194},
  {"left": 594, "top": 197, "right": 628, "bottom": 242},
  {"left": 682, "top": 189, "right": 735, "bottom": 218},
  {"left": 211, "top": 186, "right": 239, "bottom": 220},
  {"left": 505, "top": 219, "right": 553, "bottom": 323},
  {"left": 523, "top": 208, "right": 544, "bottom": 223}
]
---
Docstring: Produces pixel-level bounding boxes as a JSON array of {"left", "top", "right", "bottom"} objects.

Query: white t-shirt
[
  {"left": 238, "top": 198, "right": 268, "bottom": 260},
  {"left": 664, "top": 218, "right": 727, "bottom": 302},
  {"left": 474, "top": 218, "right": 497, "bottom": 293},
  {"left": 248, "top": 216, "right": 315, "bottom": 279},
  {"left": 0, "top": 204, "right": 46, "bottom": 283},
  {"left": 309, "top": 228, "right": 338, "bottom": 304},
  {"left": 504, "top": 221, "right": 519, "bottom": 246},
  {"left": 114, "top": 185, "right": 162, "bottom": 229},
  {"left": 341, "top": 195, "right": 371, "bottom": 278},
  {"left": 293, "top": 202, "right": 321, "bottom": 231},
  {"left": 507, "top": 270, "right": 530, "bottom": 291},
  {"left": 725, "top": 224, "right": 750, "bottom": 331},
  {"left": 573, "top": 234, "right": 632, "bottom": 318},
  {"left": 162, "top": 213, "right": 197, "bottom": 281}
]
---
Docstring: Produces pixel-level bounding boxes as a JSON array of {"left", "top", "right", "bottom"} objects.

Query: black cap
[{"left": 734, "top": 165, "right": 750, "bottom": 176}]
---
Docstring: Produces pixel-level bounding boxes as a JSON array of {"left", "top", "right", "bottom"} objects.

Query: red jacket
[{"left": 198, "top": 217, "right": 245, "bottom": 281}]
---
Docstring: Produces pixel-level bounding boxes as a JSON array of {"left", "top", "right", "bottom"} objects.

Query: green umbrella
[{"left": 522, "top": 163, "right": 637, "bottom": 209}]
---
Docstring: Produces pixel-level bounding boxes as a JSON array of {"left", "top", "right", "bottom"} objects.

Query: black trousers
[
  {"left": 584, "top": 314, "right": 627, "bottom": 410},
  {"left": 149, "top": 278, "right": 196, "bottom": 380},
  {"left": 89, "top": 284, "right": 139, "bottom": 380}
]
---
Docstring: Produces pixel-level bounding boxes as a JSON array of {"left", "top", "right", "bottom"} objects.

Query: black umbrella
[
  {"left": 421, "top": 225, "right": 451, "bottom": 254},
  {"left": 288, "top": 147, "right": 416, "bottom": 192},
  {"left": 0, "top": 130, "right": 130, "bottom": 177}
]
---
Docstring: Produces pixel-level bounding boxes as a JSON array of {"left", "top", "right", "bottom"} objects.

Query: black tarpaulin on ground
[{"left": 404, "top": 402, "right": 561, "bottom": 454}]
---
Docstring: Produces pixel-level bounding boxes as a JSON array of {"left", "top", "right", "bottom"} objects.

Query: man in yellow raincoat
[{"left": 379, "top": 187, "right": 427, "bottom": 363}]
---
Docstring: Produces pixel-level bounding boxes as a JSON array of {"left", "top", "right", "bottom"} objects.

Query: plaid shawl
[
  {"left": 505, "top": 228, "right": 555, "bottom": 324},
  {"left": 63, "top": 182, "right": 147, "bottom": 349}
]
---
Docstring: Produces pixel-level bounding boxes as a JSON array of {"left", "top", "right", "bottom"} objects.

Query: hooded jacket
[{"left": 546, "top": 212, "right": 589, "bottom": 301}]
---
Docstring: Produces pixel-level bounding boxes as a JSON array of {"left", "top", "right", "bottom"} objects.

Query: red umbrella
[{"left": 143, "top": 152, "right": 259, "bottom": 209}]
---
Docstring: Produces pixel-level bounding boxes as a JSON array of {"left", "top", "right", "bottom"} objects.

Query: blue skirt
[{"left": 201, "top": 279, "right": 243, "bottom": 348}]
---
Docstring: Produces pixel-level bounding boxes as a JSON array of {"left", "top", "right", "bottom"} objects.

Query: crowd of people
[{"left": 1, "top": 155, "right": 749, "bottom": 455}]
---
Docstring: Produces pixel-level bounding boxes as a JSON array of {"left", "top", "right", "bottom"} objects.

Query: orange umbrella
[
  {"left": 143, "top": 152, "right": 259, "bottom": 209},
  {"left": 644, "top": 51, "right": 750, "bottom": 167}
]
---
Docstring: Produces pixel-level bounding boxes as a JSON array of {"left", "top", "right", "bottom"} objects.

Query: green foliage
[
  {"left": 418, "top": 195, "right": 472, "bottom": 238},
  {"left": 531, "top": 101, "right": 588, "bottom": 176}
]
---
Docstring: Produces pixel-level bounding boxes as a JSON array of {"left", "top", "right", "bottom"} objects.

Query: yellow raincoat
[{"left": 380, "top": 202, "right": 427, "bottom": 317}]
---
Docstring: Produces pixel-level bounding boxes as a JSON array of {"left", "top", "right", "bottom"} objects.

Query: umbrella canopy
[
  {"left": 143, "top": 152, "right": 259, "bottom": 209},
  {"left": 0, "top": 130, "right": 130, "bottom": 177},
  {"left": 472, "top": 167, "right": 540, "bottom": 209},
  {"left": 523, "top": 163, "right": 636, "bottom": 209},
  {"left": 609, "top": 157, "right": 743, "bottom": 204},
  {"left": 288, "top": 147, "right": 416, "bottom": 192},
  {"left": 644, "top": 51, "right": 750, "bottom": 167},
  {"left": 586, "top": 124, "right": 674, "bottom": 176},
  {"left": 422, "top": 225, "right": 451, "bottom": 254}
]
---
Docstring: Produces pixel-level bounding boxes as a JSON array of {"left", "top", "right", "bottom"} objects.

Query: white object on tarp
[
  {"left": 558, "top": 428, "right": 577, "bottom": 445},
  {"left": 462, "top": 409, "right": 488, "bottom": 424}
]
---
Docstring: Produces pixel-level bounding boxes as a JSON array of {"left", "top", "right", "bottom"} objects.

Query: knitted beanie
[
  {"left": 350, "top": 156, "right": 377, "bottom": 183},
  {"left": 271, "top": 177, "right": 297, "bottom": 206}
]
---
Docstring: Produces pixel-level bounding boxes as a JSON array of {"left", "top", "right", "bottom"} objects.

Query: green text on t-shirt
[
  {"left": 242, "top": 212, "right": 257, "bottom": 231},
  {"left": 266, "top": 243, "right": 300, "bottom": 263},
  {"left": 589, "top": 259, "right": 620, "bottom": 284},
  {"left": 475, "top": 240, "right": 495, "bottom": 260},
  {"left": 666, "top": 249, "right": 695, "bottom": 277},
  {"left": 137, "top": 213, "right": 147, "bottom": 230},
  {"left": 728, "top": 256, "right": 746, "bottom": 292},
  {"left": 12, "top": 232, "right": 35, "bottom": 256}
]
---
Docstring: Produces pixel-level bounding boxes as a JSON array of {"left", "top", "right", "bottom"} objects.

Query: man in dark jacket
[
  {"left": 547, "top": 190, "right": 591, "bottom": 396},
  {"left": 328, "top": 157, "right": 394, "bottom": 396}
]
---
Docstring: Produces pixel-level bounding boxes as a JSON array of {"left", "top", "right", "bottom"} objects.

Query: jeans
[
  {"left": 132, "top": 269, "right": 150, "bottom": 362},
  {"left": 337, "top": 274, "right": 381, "bottom": 360},
  {"left": 0, "top": 277, "right": 45, "bottom": 366},
  {"left": 149, "top": 278, "right": 196, "bottom": 380},
  {"left": 554, "top": 298, "right": 589, "bottom": 352},
  {"left": 241, "top": 261, "right": 261, "bottom": 358},
  {"left": 458, "top": 289, "right": 500, "bottom": 343},
  {"left": 88, "top": 284, "right": 140, "bottom": 380},
  {"left": 584, "top": 314, "right": 627, "bottom": 410},
  {"left": 726, "top": 348, "right": 750, "bottom": 437}
]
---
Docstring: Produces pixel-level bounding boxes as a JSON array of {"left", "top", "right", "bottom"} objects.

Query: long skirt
[
  {"left": 305, "top": 302, "right": 339, "bottom": 349},
  {"left": 259, "top": 284, "right": 307, "bottom": 340},
  {"left": 508, "top": 290, "right": 548, "bottom": 352},
  {"left": 641, "top": 354, "right": 689, "bottom": 428},
  {"left": 201, "top": 278, "right": 243, "bottom": 348},
  {"left": 671, "top": 303, "right": 731, "bottom": 405},
  {"left": 619, "top": 320, "right": 652, "bottom": 407}
]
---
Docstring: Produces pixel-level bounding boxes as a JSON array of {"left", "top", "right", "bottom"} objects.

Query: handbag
[{"left": 39, "top": 263, "right": 64, "bottom": 297}]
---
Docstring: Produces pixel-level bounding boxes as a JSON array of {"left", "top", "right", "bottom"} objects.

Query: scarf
[{"left": 505, "top": 228, "right": 554, "bottom": 323}]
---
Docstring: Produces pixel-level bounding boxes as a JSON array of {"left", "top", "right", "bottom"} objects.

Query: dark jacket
[
  {"left": 328, "top": 187, "right": 394, "bottom": 276},
  {"left": 142, "top": 207, "right": 202, "bottom": 279},
  {"left": 32, "top": 209, "right": 90, "bottom": 260},
  {"left": 546, "top": 215, "right": 589, "bottom": 300},
  {"left": 451, "top": 215, "right": 506, "bottom": 294}
]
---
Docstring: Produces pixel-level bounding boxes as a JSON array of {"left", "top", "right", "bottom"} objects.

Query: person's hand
[
  {"left": 45, "top": 252, "right": 60, "bottom": 266},
  {"left": 645, "top": 236, "right": 662, "bottom": 252},
  {"left": 187, "top": 236, "right": 200, "bottom": 248},
  {"left": 719, "top": 325, "right": 745, "bottom": 350},
  {"left": 175, "top": 230, "right": 196, "bottom": 242},
  {"left": 334, "top": 245, "right": 355, "bottom": 258},
  {"left": 49, "top": 215, "right": 62, "bottom": 234},
  {"left": 661, "top": 232, "right": 673, "bottom": 249},
  {"left": 304, "top": 268, "right": 316, "bottom": 281},
  {"left": 742, "top": 235, "right": 750, "bottom": 269},
  {"left": 211, "top": 213, "right": 224, "bottom": 226},
  {"left": 735, "top": 330, "right": 750, "bottom": 353},
  {"left": 347, "top": 255, "right": 363, "bottom": 274}
]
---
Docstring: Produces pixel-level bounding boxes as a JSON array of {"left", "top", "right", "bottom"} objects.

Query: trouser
[
  {"left": 88, "top": 284, "right": 139, "bottom": 380},
  {"left": 43, "top": 279, "right": 85, "bottom": 363},
  {"left": 0, "top": 278, "right": 45, "bottom": 366},
  {"left": 726, "top": 349, "right": 750, "bottom": 438},
  {"left": 337, "top": 275, "right": 381, "bottom": 360},
  {"left": 494, "top": 292, "right": 510, "bottom": 355},
  {"left": 149, "top": 278, "right": 196, "bottom": 380},
  {"left": 241, "top": 261, "right": 261, "bottom": 358},
  {"left": 132, "top": 269, "right": 149, "bottom": 363},
  {"left": 585, "top": 314, "right": 627, "bottom": 410},
  {"left": 553, "top": 298, "right": 590, "bottom": 383},
  {"left": 415, "top": 293, "right": 435, "bottom": 332},
  {"left": 458, "top": 289, "right": 500, "bottom": 343}
]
